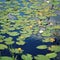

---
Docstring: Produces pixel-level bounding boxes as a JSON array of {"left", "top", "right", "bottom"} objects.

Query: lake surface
[{"left": 0, "top": 0, "right": 60, "bottom": 60}]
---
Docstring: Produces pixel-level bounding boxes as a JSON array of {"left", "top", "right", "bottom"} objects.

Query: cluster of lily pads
[{"left": 0, "top": 0, "right": 60, "bottom": 60}]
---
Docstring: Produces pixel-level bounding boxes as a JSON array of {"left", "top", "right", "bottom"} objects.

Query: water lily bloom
[
  {"left": 46, "top": 1, "right": 50, "bottom": 3},
  {"left": 39, "top": 30, "right": 44, "bottom": 33},
  {"left": 49, "top": 22, "right": 53, "bottom": 25},
  {"left": 18, "top": 48, "right": 22, "bottom": 51},
  {"left": 29, "top": 25, "right": 33, "bottom": 28}
]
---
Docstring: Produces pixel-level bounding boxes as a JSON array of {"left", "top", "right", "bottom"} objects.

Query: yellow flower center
[{"left": 18, "top": 48, "right": 22, "bottom": 51}]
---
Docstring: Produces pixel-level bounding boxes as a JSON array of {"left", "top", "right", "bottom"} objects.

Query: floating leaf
[
  {"left": 21, "top": 54, "right": 33, "bottom": 60},
  {"left": 5, "top": 41, "right": 14, "bottom": 45},
  {"left": 48, "top": 45, "right": 60, "bottom": 52},
  {"left": 36, "top": 45, "right": 47, "bottom": 49},
  {"left": 41, "top": 30, "right": 52, "bottom": 36},
  {"left": 16, "top": 41, "right": 25, "bottom": 45},
  {"left": 53, "top": 25, "right": 60, "bottom": 29},
  {"left": 46, "top": 53, "right": 57, "bottom": 58},
  {"left": 34, "top": 55, "right": 50, "bottom": 60},
  {"left": 0, "top": 56, "right": 13, "bottom": 60},
  {"left": 10, "top": 48, "right": 23, "bottom": 54},
  {"left": 43, "top": 38, "right": 50, "bottom": 42},
  {"left": 7, "top": 32, "right": 19, "bottom": 36},
  {"left": 0, "top": 44, "right": 8, "bottom": 50},
  {"left": 4, "top": 37, "right": 13, "bottom": 42}
]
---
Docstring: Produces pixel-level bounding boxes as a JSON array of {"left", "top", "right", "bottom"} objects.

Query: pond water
[{"left": 0, "top": 0, "right": 60, "bottom": 60}]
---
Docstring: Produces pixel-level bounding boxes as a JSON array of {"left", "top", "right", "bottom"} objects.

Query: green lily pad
[
  {"left": 16, "top": 41, "right": 25, "bottom": 45},
  {"left": 41, "top": 30, "right": 52, "bottom": 36},
  {"left": 42, "top": 38, "right": 50, "bottom": 42},
  {"left": 5, "top": 41, "right": 14, "bottom": 45},
  {"left": 46, "top": 53, "right": 57, "bottom": 58},
  {"left": 53, "top": 25, "right": 60, "bottom": 29},
  {"left": 0, "top": 39, "right": 3, "bottom": 42},
  {"left": 4, "top": 37, "right": 13, "bottom": 42},
  {"left": 0, "top": 56, "right": 13, "bottom": 60},
  {"left": 10, "top": 48, "right": 23, "bottom": 54},
  {"left": 34, "top": 55, "right": 50, "bottom": 60},
  {"left": 0, "top": 44, "right": 8, "bottom": 50},
  {"left": 36, "top": 45, "right": 47, "bottom": 49},
  {"left": 48, "top": 45, "right": 60, "bottom": 52},
  {"left": 21, "top": 54, "right": 33, "bottom": 60},
  {"left": 39, "top": 16, "right": 47, "bottom": 19},
  {"left": 7, "top": 32, "right": 19, "bottom": 36}
]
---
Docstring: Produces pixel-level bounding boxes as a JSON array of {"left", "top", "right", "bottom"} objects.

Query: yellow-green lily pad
[
  {"left": 46, "top": 53, "right": 57, "bottom": 58},
  {"left": 0, "top": 44, "right": 8, "bottom": 50},
  {"left": 36, "top": 45, "right": 47, "bottom": 49},
  {"left": 7, "top": 32, "right": 19, "bottom": 36},
  {"left": 34, "top": 55, "right": 50, "bottom": 60},
  {"left": 0, "top": 56, "right": 13, "bottom": 60}
]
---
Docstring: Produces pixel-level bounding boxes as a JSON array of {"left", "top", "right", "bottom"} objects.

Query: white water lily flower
[
  {"left": 39, "top": 30, "right": 44, "bottom": 33},
  {"left": 49, "top": 22, "right": 53, "bottom": 25},
  {"left": 46, "top": 1, "right": 50, "bottom": 3}
]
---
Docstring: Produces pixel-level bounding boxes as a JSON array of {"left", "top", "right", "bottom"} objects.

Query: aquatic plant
[
  {"left": 34, "top": 55, "right": 50, "bottom": 60},
  {"left": 0, "top": 56, "right": 13, "bottom": 60},
  {"left": 0, "top": 44, "right": 8, "bottom": 50},
  {"left": 48, "top": 45, "right": 60, "bottom": 52},
  {"left": 21, "top": 54, "right": 33, "bottom": 60},
  {"left": 0, "top": 0, "right": 60, "bottom": 60},
  {"left": 36, "top": 45, "right": 48, "bottom": 49},
  {"left": 46, "top": 53, "right": 57, "bottom": 58}
]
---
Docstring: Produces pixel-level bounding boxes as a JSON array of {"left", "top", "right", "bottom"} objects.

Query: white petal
[
  {"left": 39, "top": 30, "right": 44, "bottom": 33},
  {"left": 46, "top": 1, "right": 50, "bottom": 3}
]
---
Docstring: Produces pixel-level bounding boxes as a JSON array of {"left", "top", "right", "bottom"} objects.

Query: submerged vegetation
[{"left": 0, "top": 0, "right": 60, "bottom": 60}]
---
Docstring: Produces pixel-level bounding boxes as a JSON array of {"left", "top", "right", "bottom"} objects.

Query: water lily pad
[
  {"left": 41, "top": 30, "right": 52, "bottom": 36},
  {"left": 36, "top": 45, "right": 47, "bottom": 49},
  {"left": 46, "top": 53, "right": 57, "bottom": 58},
  {"left": 34, "top": 55, "right": 50, "bottom": 60},
  {"left": 10, "top": 48, "right": 23, "bottom": 54},
  {"left": 0, "top": 44, "right": 8, "bottom": 50},
  {"left": 53, "top": 25, "right": 60, "bottom": 29},
  {"left": 48, "top": 45, "right": 60, "bottom": 52},
  {"left": 16, "top": 41, "right": 25, "bottom": 45},
  {"left": 4, "top": 37, "right": 13, "bottom": 42},
  {"left": 43, "top": 38, "right": 50, "bottom": 42},
  {"left": 0, "top": 56, "right": 13, "bottom": 60},
  {"left": 0, "top": 39, "right": 3, "bottom": 42},
  {"left": 7, "top": 32, "right": 19, "bottom": 36},
  {"left": 21, "top": 54, "right": 32, "bottom": 60},
  {"left": 5, "top": 41, "right": 14, "bottom": 45}
]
